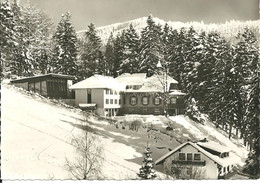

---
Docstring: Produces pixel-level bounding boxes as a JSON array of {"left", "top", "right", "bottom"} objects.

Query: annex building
[
  {"left": 155, "top": 140, "right": 240, "bottom": 179},
  {"left": 69, "top": 73, "right": 186, "bottom": 117}
]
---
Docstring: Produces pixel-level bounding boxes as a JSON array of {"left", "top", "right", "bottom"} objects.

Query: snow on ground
[
  {"left": 169, "top": 115, "right": 248, "bottom": 166},
  {"left": 1, "top": 85, "right": 144, "bottom": 180}
]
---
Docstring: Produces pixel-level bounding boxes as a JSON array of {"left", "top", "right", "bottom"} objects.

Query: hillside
[
  {"left": 1, "top": 83, "right": 248, "bottom": 179},
  {"left": 77, "top": 16, "right": 260, "bottom": 43}
]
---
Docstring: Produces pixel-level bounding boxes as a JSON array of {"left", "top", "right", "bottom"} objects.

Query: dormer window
[{"left": 179, "top": 153, "right": 185, "bottom": 160}]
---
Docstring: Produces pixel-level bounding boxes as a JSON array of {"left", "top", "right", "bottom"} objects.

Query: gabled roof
[
  {"left": 197, "top": 141, "right": 232, "bottom": 153},
  {"left": 139, "top": 74, "right": 178, "bottom": 92},
  {"left": 69, "top": 75, "right": 125, "bottom": 90},
  {"left": 11, "top": 73, "right": 75, "bottom": 83},
  {"left": 116, "top": 73, "right": 147, "bottom": 86},
  {"left": 155, "top": 141, "right": 239, "bottom": 167}
]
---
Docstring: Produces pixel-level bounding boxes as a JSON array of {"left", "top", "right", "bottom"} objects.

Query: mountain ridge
[{"left": 77, "top": 16, "right": 260, "bottom": 43}]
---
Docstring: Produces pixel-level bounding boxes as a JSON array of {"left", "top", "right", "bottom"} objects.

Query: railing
[{"left": 172, "top": 160, "right": 206, "bottom": 166}]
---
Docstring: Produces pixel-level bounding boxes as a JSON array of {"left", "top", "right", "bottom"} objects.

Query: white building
[
  {"left": 155, "top": 141, "right": 240, "bottom": 179},
  {"left": 69, "top": 75, "right": 125, "bottom": 117}
]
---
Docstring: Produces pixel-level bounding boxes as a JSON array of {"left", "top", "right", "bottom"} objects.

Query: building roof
[
  {"left": 169, "top": 90, "right": 186, "bottom": 96},
  {"left": 197, "top": 141, "right": 232, "bottom": 153},
  {"left": 155, "top": 141, "right": 240, "bottom": 167},
  {"left": 69, "top": 75, "right": 126, "bottom": 90},
  {"left": 139, "top": 74, "right": 178, "bottom": 92},
  {"left": 11, "top": 73, "right": 75, "bottom": 83},
  {"left": 116, "top": 73, "right": 147, "bottom": 86}
]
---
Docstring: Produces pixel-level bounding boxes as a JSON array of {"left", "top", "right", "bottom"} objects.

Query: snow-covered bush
[{"left": 186, "top": 98, "right": 205, "bottom": 125}]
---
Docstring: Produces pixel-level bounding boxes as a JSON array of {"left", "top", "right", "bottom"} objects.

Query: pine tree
[
  {"left": 120, "top": 23, "right": 140, "bottom": 74},
  {"left": 112, "top": 31, "right": 126, "bottom": 77},
  {"left": 0, "top": 0, "right": 15, "bottom": 77},
  {"left": 79, "top": 23, "right": 103, "bottom": 79},
  {"left": 52, "top": 12, "right": 78, "bottom": 76},
  {"left": 22, "top": 3, "right": 53, "bottom": 74},
  {"left": 10, "top": 0, "right": 36, "bottom": 77},
  {"left": 138, "top": 146, "right": 157, "bottom": 179},
  {"left": 139, "top": 15, "right": 163, "bottom": 76},
  {"left": 104, "top": 33, "right": 115, "bottom": 76}
]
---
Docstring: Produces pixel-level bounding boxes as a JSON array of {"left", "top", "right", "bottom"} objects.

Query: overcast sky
[{"left": 20, "top": 0, "right": 259, "bottom": 31}]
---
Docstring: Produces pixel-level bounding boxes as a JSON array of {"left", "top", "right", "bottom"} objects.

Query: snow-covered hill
[
  {"left": 1, "top": 83, "right": 249, "bottom": 179},
  {"left": 77, "top": 16, "right": 260, "bottom": 43}
]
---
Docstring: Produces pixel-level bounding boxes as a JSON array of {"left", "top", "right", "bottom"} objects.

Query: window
[
  {"left": 110, "top": 90, "right": 113, "bottom": 95},
  {"left": 179, "top": 153, "right": 185, "bottom": 160},
  {"left": 106, "top": 99, "right": 109, "bottom": 104},
  {"left": 170, "top": 97, "right": 176, "bottom": 104},
  {"left": 194, "top": 154, "right": 201, "bottom": 161},
  {"left": 154, "top": 97, "right": 160, "bottom": 105},
  {"left": 110, "top": 99, "right": 113, "bottom": 104},
  {"left": 130, "top": 96, "right": 137, "bottom": 105},
  {"left": 142, "top": 96, "right": 148, "bottom": 105},
  {"left": 115, "top": 99, "right": 117, "bottom": 104},
  {"left": 106, "top": 89, "right": 109, "bottom": 95},
  {"left": 223, "top": 167, "right": 226, "bottom": 173},
  {"left": 114, "top": 90, "right": 117, "bottom": 95},
  {"left": 187, "top": 153, "right": 192, "bottom": 161}
]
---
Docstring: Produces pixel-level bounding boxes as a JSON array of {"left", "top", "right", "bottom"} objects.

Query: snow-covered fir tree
[
  {"left": 21, "top": 2, "right": 53, "bottom": 74},
  {"left": 138, "top": 146, "right": 157, "bottom": 179},
  {"left": 112, "top": 31, "right": 126, "bottom": 77},
  {"left": 119, "top": 23, "right": 140, "bottom": 74},
  {"left": 78, "top": 23, "right": 103, "bottom": 79},
  {"left": 104, "top": 33, "right": 115, "bottom": 76},
  {"left": 139, "top": 15, "right": 163, "bottom": 76},
  {"left": 52, "top": 12, "right": 78, "bottom": 76},
  {"left": 0, "top": 0, "right": 15, "bottom": 77}
]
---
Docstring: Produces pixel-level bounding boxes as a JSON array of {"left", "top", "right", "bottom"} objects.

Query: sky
[{"left": 20, "top": 0, "right": 259, "bottom": 31}]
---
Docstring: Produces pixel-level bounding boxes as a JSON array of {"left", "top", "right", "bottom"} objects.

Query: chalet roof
[
  {"left": 116, "top": 73, "right": 147, "bottom": 86},
  {"left": 11, "top": 73, "right": 75, "bottom": 83},
  {"left": 139, "top": 74, "right": 178, "bottom": 92},
  {"left": 197, "top": 141, "right": 232, "bottom": 153},
  {"left": 155, "top": 141, "right": 240, "bottom": 167},
  {"left": 69, "top": 75, "right": 126, "bottom": 90}
]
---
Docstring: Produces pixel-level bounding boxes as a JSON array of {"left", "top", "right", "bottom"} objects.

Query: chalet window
[
  {"left": 179, "top": 153, "right": 185, "bottom": 160},
  {"left": 115, "top": 90, "right": 117, "bottom": 95},
  {"left": 223, "top": 167, "right": 226, "bottom": 173},
  {"left": 106, "top": 89, "right": 109, "bottom": 95},
  {"left": 110, "top": 99, "right": 113, "bottom": 104},
  {"left": 194, "top": 154, "right": 201, "bottom": 161},
  {"left": 130, "top": 96, "right": 137, "bottom": 105},
  {"left": 154, "top": 97, "right": 160, "bottom": 105},
  {"left": 110, "top": 90, "right": 113, "bottom": 95},
  {"left": 170, "top": 97, "right": 176, "bottom": 104},
  {"left": 115, "top": 99, "right": 117, "bottom": 104},
  {"left": 142, "top": 96, "right": 149, "bottom": 105},
  {"left": 106, "top": 99, "right": 109, "bottom": 104},
  {"left": 187, "top": 153, "right": 192, "bottom": 161}
]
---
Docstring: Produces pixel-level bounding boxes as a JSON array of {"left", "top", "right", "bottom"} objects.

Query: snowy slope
[
  {"left": 77, "top": 16, "right": 260, "bottom": 44},
  {"left": 1, "top": 85, "right": 146, "bottom": 180}
]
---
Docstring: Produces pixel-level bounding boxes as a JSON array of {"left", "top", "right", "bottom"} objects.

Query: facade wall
[
  {"left": 75, "top": 89, "right": 88, "bottom": 106},
  {"left": 13, "top": 82, "right": 28, "bottom": 90},
  {"left": 121, "top": 92, "right": 184, "bottom": 115},
  {"left": 162, "top": 144, "right": 218, "bottom": 179}
]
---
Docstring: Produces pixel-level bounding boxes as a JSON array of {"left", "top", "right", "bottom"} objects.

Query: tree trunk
[{"left": 228, "top": 124, "right": 232, "bottom": 139}]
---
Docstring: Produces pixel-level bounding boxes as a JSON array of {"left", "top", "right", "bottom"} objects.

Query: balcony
[{"left": 172, "top": 160, "right": 206, "bottom": 166}]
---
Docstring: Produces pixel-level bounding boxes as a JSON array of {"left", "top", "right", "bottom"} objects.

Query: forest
[{"left": 0, "top": 0, "right": 259, "bottom": 176}]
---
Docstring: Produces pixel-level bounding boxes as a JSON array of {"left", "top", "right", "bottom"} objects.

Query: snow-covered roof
[
  {"left": 116, "top": 73, "right": 147, "bottom": 86},
  {"left": 69, "top": 75, "right": 126, "bottom": 90},
  {"left": 11, "top": 73, "right": 75, "bottom": 83},
  {"left": 139, "top": 74, "right": 178, "bottom": 92},
  {"left": 197, "top": 141, "right": 232, "bottom": 153},
  {"left": 169, "top": 90, "right": 186, "bottom": 96},
  {"left": 155, "top": 141, "right": 240, "bottom": 167}
]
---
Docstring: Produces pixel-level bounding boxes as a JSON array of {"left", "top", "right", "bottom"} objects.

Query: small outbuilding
[
  {"left": 155, "top": 141, "right": 240, "bottom": 179},
  {"left": 10, "top": 73, "right": 75, "bottom": 99}
]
